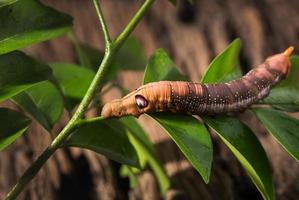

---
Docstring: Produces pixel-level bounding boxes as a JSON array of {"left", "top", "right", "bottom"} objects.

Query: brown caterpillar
[{"left": 101, "top": 47, "right": 294, "bottom": 118}]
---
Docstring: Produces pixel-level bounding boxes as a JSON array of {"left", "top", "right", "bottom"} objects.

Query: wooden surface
[{"left": 1, "top": 0, "right": 299, "bottom": 199}]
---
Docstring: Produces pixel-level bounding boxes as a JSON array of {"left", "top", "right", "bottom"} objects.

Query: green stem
[
  {"left": 113, "top": 0, "right": 155, "bottom": 50},
  {"left": 4, "top": 0, "right": 155, "bottom": 199},
  {"left": 92, "top": 0, "right": 111, "bottom": 46},
  {"left": 74, "top": 116, "right": 105, "bottom": 128}
]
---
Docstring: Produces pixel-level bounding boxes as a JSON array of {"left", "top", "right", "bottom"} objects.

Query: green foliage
[
  {"left": 50, "top": 63, "right": 95, "bottom": 101},
  {"left": 255, "top": 108, "right": 299, "bottom": 161},
  {"left": 12, "top": 81, "right": 64, "bottom": 131},
  {"left": 65, "top": 118, "right": 139, "bottom": 167},
  {"left": 107, "top": 37, "right": 146, "bottom": 83},
  {"left": 0, "top": 51, "right": 52, "bottom": 102},
  {"left": 0, "top": 0, "right": 72, "bottom": 55},
  {"left": 120, "top": 165, "right": 139, "bottom": 188},
  {"left": 152, "top": 113, "right": 213, "bottom": 183},
  {"left": 68, "top": 33, "right": 103, "bottom": 71},
  {"left": 120, "top": 117, "right": 170, "bottom": 195},
  {"left": 113, "top": 37, "right": 146, "bottom": 70},
  {"left": 143, "top": 49, "right": 188, "bottom": 84},
  {"left": 204, "top": 116, "right": 274, "bottom": 200},
  {"left": 0, "top": 107, "right": 31, "bottom": 151},
  {"left": 201, "top": 38, "right": 242, "bottom": 83},
  {"left": 12, "top": 92, "right": 50, "bottom": 130},
  {"left": 120, "top": 117, "right": 157, "bottom": 168},
  {"left": 0, "top": 0, "right": 18, "bottom": 8}
]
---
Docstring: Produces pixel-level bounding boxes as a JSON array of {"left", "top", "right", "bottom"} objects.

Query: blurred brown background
[{"left": 1, "top": 0, "right": 299, "bottom": 199}]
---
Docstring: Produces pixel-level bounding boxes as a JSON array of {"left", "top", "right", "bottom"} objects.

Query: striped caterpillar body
[{"left": 101, "top": 47, "right": 294, "bottom": 118}]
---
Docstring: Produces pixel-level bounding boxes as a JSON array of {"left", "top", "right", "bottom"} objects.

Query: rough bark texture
[{"left": 1, "top": 0, "right": 299, "bottom": 199}]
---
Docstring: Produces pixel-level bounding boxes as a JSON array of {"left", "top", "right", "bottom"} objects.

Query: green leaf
[
  {"left": 68, "top": 33, "right": 103, "bottom": 71},
  {"left": 65, "top": 118, "right": 139, "bottom": 167},
  {"left": 265, "top": 88, "right": 299, "bottom": 112},
  {"left": 120, "top": 117, "right": 154, "bottom": 153},
  {"left": 262, "top": 56, "right": 299, "bottom": 111},
  {"left": 120, "top": 117, "right": 153, "bottom": 167},
  {"left": 75, "top": 43, "right": 103, "bottom": 71},
  {"left": 12, "top": 81, "right": 64, "bottom": 131},
  {"left": 12, "top": 92, "right": 50, "bottom": 130},
  {"left": 50, "top": 63, "right": 95, "bottom": 100},
  {"left": 0, "top": 51, "right": 52, "bottom": 102},
  {"left": 0, "top": 0, "right": 73, "bottom": 54},
  {"left": 120, "top": 165, "right": 138, "bottom": 188},
  {"left": 113, "top": 37, "right": 146, "bottom": 70},
  {"left": 0, "top": 107, "right": 31, "bottom": 150},
  {"left": 0, "top": 0, "right": 18, "bottom": 7},
  {"left": 120, "top": 117, "right": 170, "bottom": 195},
  {"left": 204, "top": 116, "right": 274, "bottom": 200},
  {"left": 72, "top": 41, "right": 114, "bottom": 84},
  {"left": 168, "top": 0, "right": 176, "bottom": 6},
  {"left": 143, "top": 49, "right": 188, "bottom": 84},
  {"left": 102, "top": 36, "right": 146, "bottom": 82},
  {"left": 73, "top": 43, "right": 115, "bottom": 84},
  {"left": 254, "top": 108, "right": 299, "bottom": 161},
  {"left": 151, "top": 113, "right": 213, "bottom": 183},
  {"left": 271, "top": 104, "right": 299, "bottom": 112},
  {"left": 201, "top": 38, "right": 242, "bottom": 83},
  {"left": 20, "top": 81, "right": 63, "bottom": 126}
]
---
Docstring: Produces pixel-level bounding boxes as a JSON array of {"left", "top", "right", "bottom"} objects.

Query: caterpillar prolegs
[{"left": 101, "top": 47, "right": 294, "bottom": 118}]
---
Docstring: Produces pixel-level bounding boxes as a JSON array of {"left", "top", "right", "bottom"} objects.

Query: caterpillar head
[
  {"left": 101, "top": 85, "right": 157, "bottom": 118},
  {"left": 265, "top": 46, "right": 294, "bottom": 77}
]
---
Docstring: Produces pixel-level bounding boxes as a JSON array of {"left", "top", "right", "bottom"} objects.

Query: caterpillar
[{"left": 101, "top": 47, "right": 294, "bottom": 118}]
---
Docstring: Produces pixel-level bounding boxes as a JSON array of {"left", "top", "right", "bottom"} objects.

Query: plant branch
[
  {"left": 92, "top": 0, "right": 111, "bottom": 46},
  {"left": 74, "top": 116, "right": 105, "bottom": 128},
  {"left": 113, "top": 0, "right": 155, "bottom": 50},
  {"left": 5, "top": 0, "right": 155, "bottom": 199}
]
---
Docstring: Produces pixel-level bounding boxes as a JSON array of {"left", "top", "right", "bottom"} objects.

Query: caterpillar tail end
[
  {"left": 284, "top": 46, "right": 294, "bottom": 58},
  {"left": 265, "top": 46, "right": 295, "bottom": 78}
]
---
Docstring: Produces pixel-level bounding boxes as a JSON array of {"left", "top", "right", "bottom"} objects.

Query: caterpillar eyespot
[
  {"left": 135, "top": 95, "right": 148, "bottom": 109},
  {"left": 101, "top": 47, "right": 294, "bottom": 119}
]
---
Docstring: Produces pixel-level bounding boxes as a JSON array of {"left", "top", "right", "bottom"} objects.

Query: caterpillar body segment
[{"left": 101, "top": 47, "right": 294, "bottom": 118}]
